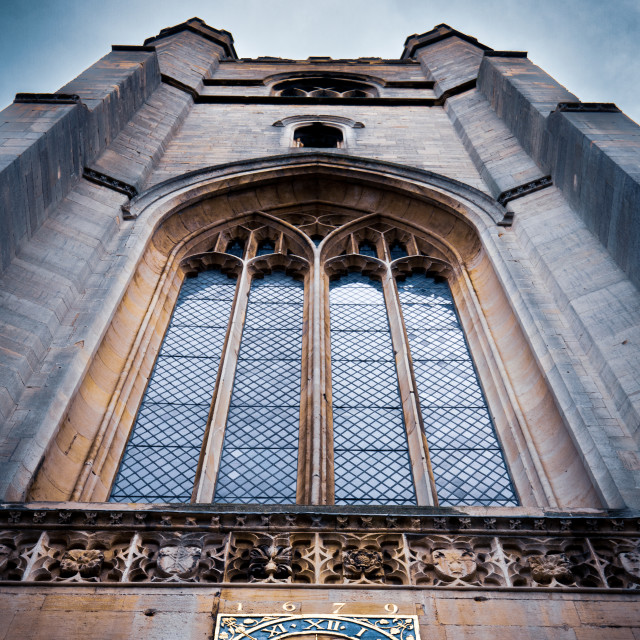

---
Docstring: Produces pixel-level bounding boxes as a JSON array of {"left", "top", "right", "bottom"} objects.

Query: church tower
[{"left": 0, "top": 18, "right": 639, "bottom": 637}]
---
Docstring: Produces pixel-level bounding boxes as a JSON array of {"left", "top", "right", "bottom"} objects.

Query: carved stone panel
[
  {"left": 590, "top": 537, "right": 640, "bottom": 589},
  {"left": 24, "top": 531, "right": 129, "bottom": 582},
  {"left": 407, "top": 535, "right": 504, "bottom": 586},
  {"left": 127, "top": 532, "right": 226, "bottom": 583},
  {"left": 226, "top": 532, "right": 314, "bottom": 583},
  {"left": 500, "top": 537, "right": 602, "bottom": 588},
  {"left": 319, "top": 534, "right": 409, "bottom": 584}
]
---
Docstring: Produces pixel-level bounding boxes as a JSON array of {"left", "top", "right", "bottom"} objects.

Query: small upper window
[{"left": 293, "top": 124, "right": 343, "bottom": 149}]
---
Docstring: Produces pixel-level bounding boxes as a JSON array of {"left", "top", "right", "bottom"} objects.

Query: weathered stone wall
[{"left": 1, "top": 587, "right": 639, "bottom": 640}]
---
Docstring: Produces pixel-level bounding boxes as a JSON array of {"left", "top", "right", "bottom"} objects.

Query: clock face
[{"left": 214, "top": 615, "right": 419, "bottom": 640}]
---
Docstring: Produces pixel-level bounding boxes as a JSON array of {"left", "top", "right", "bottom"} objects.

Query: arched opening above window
[
  {"left": 358, "top": 241, "right": 378, "bottom": 258},
  {"left": 293, "top": 124, "right": 343, "bottom": 149},
  {"left": 256, "top": 239, "right": 276, "bottom": 256},
  {"left": 226, "top": 239, "right": 245, "bottom": 258},
  {"left": 389, "top": 241, "right": 408, "bottom": 260}
]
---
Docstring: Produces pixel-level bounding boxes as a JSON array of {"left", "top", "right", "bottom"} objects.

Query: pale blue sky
[{"left": 1, "top": 0, "right": 639, "bottom": 123}]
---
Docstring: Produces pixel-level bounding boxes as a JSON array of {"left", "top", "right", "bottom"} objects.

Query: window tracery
[
  {"left": 109, "top": 212, "right": 518, "bottom": 507},
  {"left": 272, "top": 78, "right": 377, "bottom": 98}
]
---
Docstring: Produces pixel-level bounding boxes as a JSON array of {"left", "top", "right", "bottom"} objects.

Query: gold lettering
[{"left": 266, "top": 624, "right": 287, "bottom": 638}]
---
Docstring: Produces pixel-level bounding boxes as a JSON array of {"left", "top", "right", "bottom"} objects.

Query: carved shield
[{"left": 157, "top": 545, "right": 202, "bottom": 575}]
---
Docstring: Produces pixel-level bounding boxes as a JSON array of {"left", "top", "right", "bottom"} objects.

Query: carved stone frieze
[{"left": 0, "top": 508, "right": 639, "bottom": 589}]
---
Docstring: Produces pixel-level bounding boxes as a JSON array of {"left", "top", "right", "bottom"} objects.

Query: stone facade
[{"left": 0, "top": 17, "right": 639, "bottom": 639}]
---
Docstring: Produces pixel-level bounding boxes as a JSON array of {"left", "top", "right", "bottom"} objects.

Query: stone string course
[{"left": 1, "top": 509, "right": 639, "bottom": 589}]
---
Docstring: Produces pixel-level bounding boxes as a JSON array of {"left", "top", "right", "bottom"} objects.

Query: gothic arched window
[{"left": 109, "top": 215, "right": 518, "bottom": 507}]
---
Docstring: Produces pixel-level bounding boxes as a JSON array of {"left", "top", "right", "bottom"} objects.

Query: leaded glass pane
[
  {"left": 397, "top": 275, "right": 518, "bottom": 506},
  {"left": 358, "top": 242, "right": 378, "bottom": 258},
  {"left": 226, "top": 240, "right": 245, "bottom": 258},
  {"left": 330, "top": 273, "right": 416, "bottom": 505},
  {"left": 214, "top": 272, "right": 303, "bottom": 504},
  {"left": 110, "top": 270, "right": 236, "bottom": 503}
]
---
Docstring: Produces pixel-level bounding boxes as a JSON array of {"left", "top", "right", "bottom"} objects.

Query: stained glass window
[
  {"left": 110, "top": 270, "right": 236, "bottom": 502},
  {"left": 329, "top": 273, "right": 416, "bottom": 505},
  {"left": 214, "top": 272, "right": 303, "bottom": 504},
  {"left": 397, "top": 275, "right": 518, "bottom": 506}
]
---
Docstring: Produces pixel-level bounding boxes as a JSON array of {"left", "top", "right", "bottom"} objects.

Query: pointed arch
[{"left": 26, "top": 154, "right": 615, "bottom": 509}]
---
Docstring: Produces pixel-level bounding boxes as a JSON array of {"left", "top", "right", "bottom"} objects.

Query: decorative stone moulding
[
  {"left": 1, "top": 508, "right": 639, "bottom": 589},
  {"left": 181, "top": 252, "right": 244, "bottom": 278},
  {"left": 248, "top": 253, "right": 310, "bottom": 280},
  {"left": 390, "top": 256, "right": 453, "bottom": 280},
  {"left": 324, "top": 255, "right": 387, "bottom": 281}
]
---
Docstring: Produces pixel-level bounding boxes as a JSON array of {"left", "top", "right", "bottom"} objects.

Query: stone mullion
[
  {"left": 303, "top": 253, "right": 333, "bottom": 505},
  {"left": 193, "top": 264, "right": 252, "bottom": 503},
  {"left": 381, "top": 268, "right": 436, "bottom": 506}
]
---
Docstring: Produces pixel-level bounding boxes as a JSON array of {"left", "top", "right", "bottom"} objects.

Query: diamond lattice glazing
[
  {"left": 330, "top": 273, "right": 416, "bottom": 506},
  {"left": 397, "top": 275, "right": 517, "bottom": 506},
  {"left": 110, "top": 270, "right": 236, "bottom": 503},
  {"left": 214, "top": 272, "right": 303, "bottom": 504}
]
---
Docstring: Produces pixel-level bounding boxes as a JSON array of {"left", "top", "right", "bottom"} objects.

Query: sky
[{"left": 1, "top": 0, "right": 639, "bottom": 123}]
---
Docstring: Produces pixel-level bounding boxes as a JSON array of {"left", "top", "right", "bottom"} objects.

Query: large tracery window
[{"left": 110, "top": 216, "right": 518, "bottom": 507}]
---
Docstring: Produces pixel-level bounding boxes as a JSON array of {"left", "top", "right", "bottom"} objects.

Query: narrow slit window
[
  {"left": 110, "top": 270, "right": 236, "bottom": 502},
  {"left": 397, "top": 275, "right": 518, "bottom": 506},
  {"left": 329, "top": 273, "right": 416, "bottom": 505},
  {"left": 214, "top": 271, "right": 304, "bottom": 504}
]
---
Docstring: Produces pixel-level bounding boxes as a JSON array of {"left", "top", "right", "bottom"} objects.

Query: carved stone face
[
  {"left": 0, "top": 544, "right": 12, "bottom": 572},
  {"left": 157, "top": 544, "right": 202, "bottom": 576},
  {"left": 619, "top": 548, "right": 640, "bottom": 582},
  {"left": 343, "top": 549, "right": 383, "bottom": 578},
  {"left": 432, "top": 548, "right": 477, "bottom": 581},
  {"left": 529, "top": 553, "right": 573, "bottom": 584},
  {"left": 59, "top": 549, "right": 104, "bottom": 577}
]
